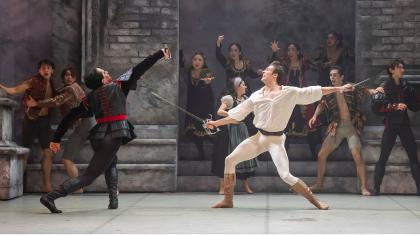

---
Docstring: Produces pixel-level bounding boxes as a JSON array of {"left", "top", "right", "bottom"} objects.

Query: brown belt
[{"left": 258, "top": 128, "right": 284, "bottom": 136}]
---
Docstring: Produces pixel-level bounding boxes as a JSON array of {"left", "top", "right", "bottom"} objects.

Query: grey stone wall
[
  {"left": 356, "top": 0, "right": 420, "bottom": 128},
  {"left": 357, "top": 0, "right": 420, "bottom": 76},
  {"left": 102, "top": 0, "right": 178, "bottom": 125},
  {"left": 52, "top": 0, "right": 83, "bottom": 84}
]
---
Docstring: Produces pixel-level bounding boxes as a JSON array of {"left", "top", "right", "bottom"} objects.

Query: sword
[
  {"left": 353, "top": 78, "right": 371, "bottom": 87},
  {"left": 151, "top": 92, "right": 220, "bottom": 135}
]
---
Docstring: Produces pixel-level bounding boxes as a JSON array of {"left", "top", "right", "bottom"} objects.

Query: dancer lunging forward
[
  {"left": 207, "top": 61, "right": 354, "bottom": 210},
  {"left": 40, "top": 48, "right": 170, "bottom": 213}
]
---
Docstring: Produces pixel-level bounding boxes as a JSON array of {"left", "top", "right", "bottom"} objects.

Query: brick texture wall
[
  {"left": 356, "top": 0, "right": 420, "bottom": 127},
  {"left": 102, "top": 0, "right": 178, "bottom": 124},
  {"left": 357, "top": 0, "right": 420, "bottom": 80},
  {"left": 103, "top": 0, "right": 177, "bottom": 73}
]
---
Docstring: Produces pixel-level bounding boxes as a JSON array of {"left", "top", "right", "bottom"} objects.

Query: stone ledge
[
  {"left": 178, "top": 160, "right": 356, "bottom": 177},
  {"left": 29, "top": 138, "right": 176, "bottom": 164},
  {"left": 0, "top": 146, "right": 30, "bottom": 155},
  {"left": 25, "top": 163, "right": 176, "bottom": 193},
  {"left": 0, "top": 98, "right": 19, "bottom": 108},
  {"left": 177, "top": 176, "right": 359, "bottom": 193},
  {"left": 365, "top": 165, "right": 418, "bottom": 194},
  {"left": 362, "top": 141, "right": 420, "bottom": 164},
  {"left": 26, "top": 163, "right": 176, "bottom": 170}
]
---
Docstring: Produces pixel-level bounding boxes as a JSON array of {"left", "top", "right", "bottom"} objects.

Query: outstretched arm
[
  {"left": 321, "top": 84, "right": 354, "bottom": 95},
  {"left": 208, "top": 96, "right": 253, "bottom": 129},
  {"left": 0, "top": 81, "right": 31, "bottom": 95},
  {"left": 207, "top": 116, "right": 239, "bottom": 129},
  {"left": 295, "top": 84, "right": 354, "bottom": 105},
  {"left": 121, "top": 48, "right": 170, "bottom": 95}
]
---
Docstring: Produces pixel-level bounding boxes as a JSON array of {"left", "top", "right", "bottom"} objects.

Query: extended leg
[
  {"left": 268, "top": 135, "right": 328, "bottom": 210},
  {"left": 104, "top": 155, "right": 119, "bottom": 209},
  {"left": 62, "top": 158, "right": 82, "bottom": 193},
  {"left": 40, "top": 136, "right": 122, "bottom": 213},
  {"left": 212, "top": 134, "right": 265, "bottom": 208},
  {"left": 374, "top": 127, "right": 397, "bottom": 195},
  {"left": 398, "top": 125, "right": 420, "bottom": 195}
]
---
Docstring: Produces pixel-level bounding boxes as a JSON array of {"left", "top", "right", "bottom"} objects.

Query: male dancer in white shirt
[{"left": 207, "top": 61, "right": 354, "bottom": 210}]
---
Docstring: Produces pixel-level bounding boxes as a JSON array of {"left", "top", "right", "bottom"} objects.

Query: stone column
[{"left": 0, "top": 98, "right": 29, "bottom": 199}]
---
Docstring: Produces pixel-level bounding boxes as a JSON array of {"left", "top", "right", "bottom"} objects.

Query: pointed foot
[{"left": 40, "top": 195, "right": 62, "bottom": 214}]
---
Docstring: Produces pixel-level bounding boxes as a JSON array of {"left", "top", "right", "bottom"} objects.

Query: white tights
[{"left": 224, "top": 132, "right": 298, "bottom": 186}]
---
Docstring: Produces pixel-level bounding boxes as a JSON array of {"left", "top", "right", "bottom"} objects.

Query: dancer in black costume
[
  {"left": 372, "top": 59, "right": 420, "bottom": 196},
  {"left": 40, "top": 48, "right": 171, "bottom": 213}
]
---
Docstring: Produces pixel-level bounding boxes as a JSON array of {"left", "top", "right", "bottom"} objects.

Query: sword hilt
[{"left": 202, "top": 114, "right": 220, "bottom": 135}]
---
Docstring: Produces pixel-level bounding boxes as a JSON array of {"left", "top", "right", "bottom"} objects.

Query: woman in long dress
[
  {"left": 184, "top": 52, "right": 215, "bottom": 160},
  {"left": 212, "top": 77, "right": 259, "bottom": 194}
]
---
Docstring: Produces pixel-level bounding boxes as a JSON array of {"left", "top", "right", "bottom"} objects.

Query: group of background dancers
[{"left": 0, "top": 31, "right": 419, "bottom": 213}]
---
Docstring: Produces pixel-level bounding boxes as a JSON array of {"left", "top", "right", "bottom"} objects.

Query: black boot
[
  {"left": 40, "top": 190, "right": 66, "bottom": 213},
  {"left": 105, "top": 157, "right": 119, "bottom": 209},
  {"left": 40, "top": 178, "right": 84, "bottom": 213},
  {"left": 409, "top": 163, "right": 420, "bottom": 196}
]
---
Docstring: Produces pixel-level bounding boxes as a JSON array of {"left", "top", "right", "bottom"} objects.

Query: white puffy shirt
[{"left": 227, "top": 86, "right": 323, "bottom": 132}]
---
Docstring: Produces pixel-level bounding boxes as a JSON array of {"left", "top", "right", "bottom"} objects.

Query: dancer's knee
[
  {"left": 225, "top": 156, "right": 236, "bottom": 170},
  {"left": 279, "top": 172, "right": 296, "bottom": 185}
]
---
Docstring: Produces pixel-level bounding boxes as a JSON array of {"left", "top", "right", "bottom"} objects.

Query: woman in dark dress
[
  {"left": 270, "top": 41, "right": 321, "bottom": 160},
  {"left": 212, "top": 77, "right": 259, "bottom": 194},
  {"left": 216, "top": 35, "right": 261, "bottom": 94},
  {"left": 184, "top": 52, "right": 215, "bottom": 160},
  {"left": 314, "top": 31, "right": 355, "bottom": 86}
]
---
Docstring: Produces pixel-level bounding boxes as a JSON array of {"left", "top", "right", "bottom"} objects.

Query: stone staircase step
[
  {"left": 132, "top": 125, "right": 177, "bottom": 139},
  {"left": 365, "top": 165, "right": 418, "bottom": 194},
  {"left": 362, "top": 126, "right": 384, "bottom": 139},
  {"left": 50, "top": 124, "right": 177, "bottom": 139},
  {"left": 28, "top": 138, "right": 176, "bottom": 164},
  {"left": 178, "top": 142, "right": 354, "bottom": 161},
  {"left": 362, "top": 139, "right": 420, "bottom": 164},
  {"left": 178, "top": 160, "right": 356, "bottom": 177},
  {"left": 177, "top": 176, "right": 359, "bottom": 193},
  {"left": 25, "top": 163, "right": 176, "bottom": 193}
]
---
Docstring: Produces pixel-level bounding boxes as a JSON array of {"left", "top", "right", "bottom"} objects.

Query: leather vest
[{"left": 84, "top": 82, "right": 127, "bottom": 121}]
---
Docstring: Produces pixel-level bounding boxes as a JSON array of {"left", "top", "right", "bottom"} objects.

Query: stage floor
[{"left": 0, "top": 193, "right": 419, "bottom": 233}]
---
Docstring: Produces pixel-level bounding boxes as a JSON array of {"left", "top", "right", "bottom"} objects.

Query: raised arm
[
  {"left": 121, "top": 48, "right": 169, "bottom": 95},
  {"left": 269, "top": 40, "right": 283, "bottom": 63},
  {"left": 216, "top": 35, "right": 227, "bottom": 67},
  {"left": 0, "top": 80, "right": 31, "bottom": 95}
]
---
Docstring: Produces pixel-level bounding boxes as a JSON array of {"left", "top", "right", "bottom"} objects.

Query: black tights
[
  {"left": 60, "top": 135, "right": 122, "bottom": 194},
  {"left": 374, "top": 124, "right": 420, "bottom": 194}
]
